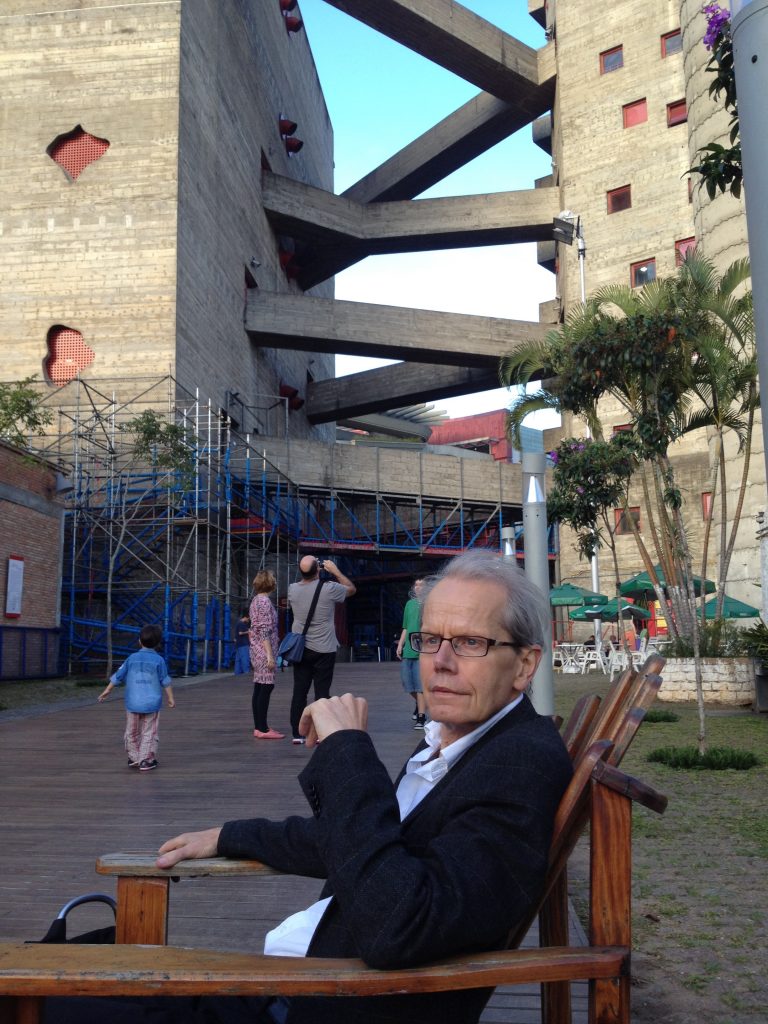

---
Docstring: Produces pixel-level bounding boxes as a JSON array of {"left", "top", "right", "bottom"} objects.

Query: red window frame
[
  {"left": 675, "top": 237, "right": 696, "bottom": 265},
  {"left": 630, "top": 259, "right": 656, "bottom": 288},
  {"left": 615, "top": 507, "right": 641, "bottom": 536},
  {"left": 661, "top": 30, "right": 682, "bottom": 57},
  {"left": 607, "top": 185, "right": 632, "bottom": 214},
  {"left": 667, "top": 99, "right": 688, "bottom": 126},
  {"left": 623, "top": 99, "right": 648, "bottom": 128},
  {"left": 702, "top": 492, "right": 713, "bottom": 520},
  {"left": 600, "top": 46, "right": 624, "bottom": 74}
]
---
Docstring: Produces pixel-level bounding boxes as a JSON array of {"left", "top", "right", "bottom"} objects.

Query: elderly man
[
  {"left": 48, "top": 550, "right": 572, "bottom": 1024},
  {"left": 287, "top": 555, "right": 355, "bottom": 744}
]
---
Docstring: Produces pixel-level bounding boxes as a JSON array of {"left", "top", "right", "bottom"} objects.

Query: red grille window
[
  {"left": 47, "top": 125, "right": 109, "bottom": 181},
  {"left": 600, "top": 46, "right": 624, "bottom": 74},
  {"left": 630, "top": 259, "right": 656, "bottom": 287},
  {"left": 615, "top": 507, "right": 641, "bottom": 536},
  {"left": 44, "top": 326, "right": 95, "bottom": 384},
  {"left": 607, "top": 185, "right": 632, "bottom": 213},
  {"left": 661, "top": 30, "right": 682, "bottom": 57}
]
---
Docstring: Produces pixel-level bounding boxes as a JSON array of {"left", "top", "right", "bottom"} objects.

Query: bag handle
[{"left": 301, "top": 579, "right": 325, "bottom": 635}]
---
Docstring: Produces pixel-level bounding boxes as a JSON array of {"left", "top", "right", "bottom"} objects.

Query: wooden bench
[{"left": 0, "top": 659, "right": 667, "bottom": 1024}]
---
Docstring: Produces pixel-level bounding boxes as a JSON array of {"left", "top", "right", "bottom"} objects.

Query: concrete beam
[
  {"left": 263, "top": 171, "right": 559, "bottom": 250},
  {"left": 345, "top": 86, "right": 554, "bottom": 206},
  {"left": 322, "top": 0, "right": 542, "bottom": 102},
  {"left": 245, "top": 290, "right": 549, "bottom": 366},
  {"left": 338, "top": 412, "right": 433, "bottom": 440},
  {"left": 306, "top": 363, "right": 503, "bottom": 423}
]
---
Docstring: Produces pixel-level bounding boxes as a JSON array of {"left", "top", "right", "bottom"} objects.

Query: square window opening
[
  {"left": 607, "top": 185, "right": 632, "bottom": 213},
  {"left": 623, "top": 99, "right": 648, "bottom": 128},
  {"left": 661, "top": 30, "right": 682, "bottom": 57},
  {"left": 600, "top": 45, "right": 624, "bottom": 74},
  {"left": 675, "top": 237, "right": 696, "bottom": 265},
  {"left": 667, "top": 99, "right": 687, "bottom": 126},
  {"left": 615, "top": 507, "right": 641, "bottom": 536},
  {"left": 630, "top": 259, "right": 656, "bottom": 288}
]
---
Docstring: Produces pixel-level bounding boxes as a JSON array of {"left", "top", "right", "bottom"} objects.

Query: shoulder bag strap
[{"left": 301, "top": 579, "right": 326, "bottom": 635}]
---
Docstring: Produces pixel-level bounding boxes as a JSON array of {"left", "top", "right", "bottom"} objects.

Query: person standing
[
  {"left": 287, "top": 555, "right": 355, "bottom": 744},
  {"left": 97, "top": 623, "right": 175, "bottom": 772},
  {"left": 395, "top": 578, "right": 426, "bottom": 729},
  {"left": 249, "top": 570, "right": 283, "bottom": 740},
  {"left": 233, "top": 608, "right": 251, "bottom": 675}
]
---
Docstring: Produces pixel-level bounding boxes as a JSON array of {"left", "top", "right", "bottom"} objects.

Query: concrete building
[
  {"left": 1, "top": 0, "right": 761, "bottom": 671},
  {"left": 535, "top": 0, "right": 762, "bottom": 616}
]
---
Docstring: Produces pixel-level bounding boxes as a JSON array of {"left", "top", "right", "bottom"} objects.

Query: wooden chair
[{"left": 0, "top": 661, "right": 667, "bottom": 1024}]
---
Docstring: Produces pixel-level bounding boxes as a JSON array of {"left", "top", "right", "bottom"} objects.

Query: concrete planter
[{"left": 660, "top": 657, "right": 757, "bottom": 706}]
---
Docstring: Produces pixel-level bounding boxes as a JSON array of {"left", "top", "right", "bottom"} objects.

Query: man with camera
[{"left": 287, "top": 555, "right": 356, "bottom": 744}]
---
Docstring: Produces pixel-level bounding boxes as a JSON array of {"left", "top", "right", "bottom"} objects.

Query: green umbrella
[
  {"left": 550, "top": 582, "right": 608, "bottom": 607},
  {"left": 703, "top": 594, "right": 760, "bottom": 619},
  {"left": 569, "top": 598, "right": 652, "bottom": 623},
  {"left": 620, "top": 564, "right": 715, "bottom": 599}
]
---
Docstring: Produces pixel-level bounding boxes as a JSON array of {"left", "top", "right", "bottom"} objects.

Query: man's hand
[
  {"left": 299, "top": 693, "right": 368, "bottom": 748},
  {"left": 156, "top": 827, "right": 222, "bottom": 869}
]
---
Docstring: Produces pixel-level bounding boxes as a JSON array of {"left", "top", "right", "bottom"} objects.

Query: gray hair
[{"left": 417, "top": 549, "right": 547, "bottom": 648}]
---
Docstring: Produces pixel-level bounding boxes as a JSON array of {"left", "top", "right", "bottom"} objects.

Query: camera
[{"left": 317, "top": 558, "right": 332, "bottom": 581}]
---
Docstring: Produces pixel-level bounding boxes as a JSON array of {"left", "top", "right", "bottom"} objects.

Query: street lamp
[
  {"left": 551, "top": 211, "right": 604, "bottom": 658},
  {"left": 731, "top": 1, "right": 768, "bottom": 521},
  {"left": 522, "top": 452, "right": 554, "bottom": 715}
]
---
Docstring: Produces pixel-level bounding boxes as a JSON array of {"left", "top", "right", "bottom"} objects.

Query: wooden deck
[{"left": 0, "top": 662, "right": 586, "bottom": 1022}]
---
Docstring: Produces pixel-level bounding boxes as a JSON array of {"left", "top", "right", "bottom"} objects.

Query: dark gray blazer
[{"left": 218, "top": 695, "right": 573, "bottom": 1024}]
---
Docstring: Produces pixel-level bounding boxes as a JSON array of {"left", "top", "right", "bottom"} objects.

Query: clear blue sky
[{"left": 300, "top": 1, "right": 556, "bottom": 421}]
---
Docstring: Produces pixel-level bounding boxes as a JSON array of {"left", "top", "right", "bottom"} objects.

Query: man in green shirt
[{"left": 395, "top": 578, "right": 426, "bottom": 729}]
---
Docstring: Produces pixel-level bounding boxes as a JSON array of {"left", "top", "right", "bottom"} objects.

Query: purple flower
[
  {"left": 703, "top": 3, "right": 730, "bottom": 50},
  {"left": 549, "top": 450, "right": 559, "bottom": 464}
]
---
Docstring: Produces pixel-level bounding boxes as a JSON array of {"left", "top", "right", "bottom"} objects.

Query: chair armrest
[
  {"left": 0, "top": 942, "right": 629, "bottom": 998},
  {"left": 96, "top": 853, "right": 283, "bottom": 879}
]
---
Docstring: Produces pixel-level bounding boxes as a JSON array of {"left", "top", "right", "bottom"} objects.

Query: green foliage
[
  {"left": 739, "top": 620, "right": 768, "bottom": 664},
  {"left": 120, "top": 410, "right": 196, "bottom": 479},
  {"left": 547, "top": 434, "right": 638, "bottom": 559},
  {"left": 664, "top": 619, "right": 751, "bottom": 658},
  {"left": 647, "top": 745, "right": 760, "bottom": 771},
  {"left": 0, "top": 377, "right": 53, "bottom": 447},
  {"left": 644, "top": 709, "right": 681, "bottom": 723},
  {"left": 688, "top": 9, "right": 742, "bottom": 199}
]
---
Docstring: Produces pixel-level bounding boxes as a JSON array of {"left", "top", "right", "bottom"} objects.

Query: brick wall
[{"left": 0, "top": 442, "right": 64, "bottom": 628}]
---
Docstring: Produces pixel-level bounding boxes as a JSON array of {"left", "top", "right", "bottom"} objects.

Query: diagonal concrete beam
[
  {"left": 306, "top": 363, "right": 503, "bottom": 423},
  {"left": 344, "top": 86, "right": 554, "bottom": 206},
  {"left": 245, "top": 290, "right": 549, "bottom": 367},
  {"left": 322, "top": 0, "right": 542, "bottom": 101},
  {"left": 263, "top": 171, "right": 559, "bottom": 251},
  {"left": 338, "top": 412, "right": 434, "bottom": 440}
]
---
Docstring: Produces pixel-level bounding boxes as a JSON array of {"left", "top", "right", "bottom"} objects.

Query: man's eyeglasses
[{"left": 409, "top": 633, "right": 519, "bottom": 658}]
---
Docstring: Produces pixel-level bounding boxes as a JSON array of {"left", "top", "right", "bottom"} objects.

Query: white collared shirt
[{"left": 264, "top": 694, "right": 524, "bottom": 957}]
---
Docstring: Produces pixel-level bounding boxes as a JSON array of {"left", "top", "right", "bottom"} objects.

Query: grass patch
[
  {"left": 644, "top": 708, "right": 680, "bottom": 723},
  {"left": 734, "top": 813, "right": 768, "bottom": 857},
  {"left": 647, "top": 746, "right": 761, "bottom": 770}
]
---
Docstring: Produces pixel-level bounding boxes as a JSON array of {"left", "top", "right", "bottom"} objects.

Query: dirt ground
[{"left": 557, "top": 671, "right": 768, "bottom": 1024}]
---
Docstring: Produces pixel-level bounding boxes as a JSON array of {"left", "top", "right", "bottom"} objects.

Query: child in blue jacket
[{"left": 98, "top": 624, "right": 175, "bottom": 772}]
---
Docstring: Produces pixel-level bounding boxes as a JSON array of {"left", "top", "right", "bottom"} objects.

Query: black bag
[
  {"left": 31, "top": 892, "right": 117, "bottom": 944},
  {"left": 278, "top": 579, "right": 325, "bottom": 665}
]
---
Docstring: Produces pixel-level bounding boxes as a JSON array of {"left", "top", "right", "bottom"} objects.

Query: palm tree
[{"left": 502, "top": 253, "right": 756, "bottom": 752}]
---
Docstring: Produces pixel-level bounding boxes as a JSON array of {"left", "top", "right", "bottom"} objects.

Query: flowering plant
[{"left": 689, "top": 3, "right": 742, "bottom": 199}]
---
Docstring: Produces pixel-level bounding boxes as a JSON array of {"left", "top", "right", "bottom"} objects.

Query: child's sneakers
[{"left": 139, "top": 758, "right": 158, "bottom": 771}]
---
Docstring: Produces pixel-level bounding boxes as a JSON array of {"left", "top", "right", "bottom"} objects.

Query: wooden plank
[
  {"left": 0, "top": 943, "right": 626, "bottom": 996},
  {"left": 97, "top": 855, "right": 281, "bottom": 879},
  {"left": 115, "top": 876, "right": 168, "bottom": 945}
]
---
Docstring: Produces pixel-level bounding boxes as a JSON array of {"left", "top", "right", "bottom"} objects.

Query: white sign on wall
[{"left": 5, "top": 555, "right": 24, "bottom": 618}]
